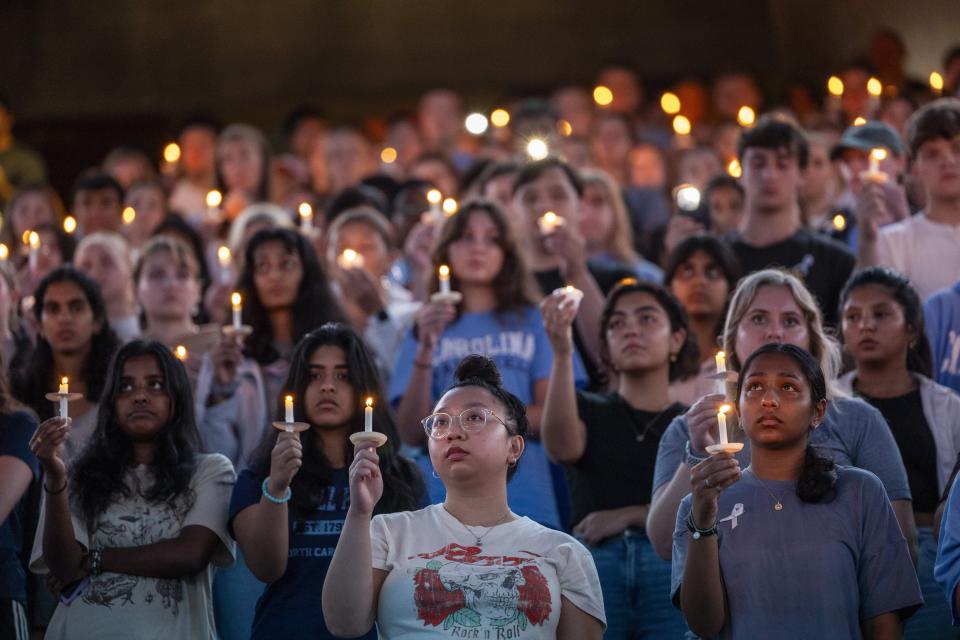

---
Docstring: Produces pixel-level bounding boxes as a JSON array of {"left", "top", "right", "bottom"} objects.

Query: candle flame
[
  {"left": 163, "top": 142, "right": 181, "bottom": 164},
  {"left": 217, "top": 245, "right": 231, "bottom": 265},
  {"left": 871, "top": 148, "right": 888, "bottom": 162},
  {"left": 593, "top": 85, "right": 614, "bottom": 106},
  {"left": 930, "top": 71, "right": 944, "bottom": 92},
  {"left": 63, "top": 216, "right": 77, "bottom": 234},
  {"left": 490, "top": 108, "right": 510, "bottom": 127},
  {"left": 439, "top": 264, "right": 450, "bottom": 277},
  {"left": 719, "top": 404, "right": 731, "bottom": 415},
  {"left": 61, "top": 376, "right": 68, "bottom": 385},
  {"left": 867, "top": 77, "right": 882, "bottom": 97},
  {"left": 206, "top": 190, "right": 222, "bottom": 208},
  {"left": 660, "top": 92, "right": 681, "bottom": 115},
  {"left": 298, "top": 202, "right": 313, "bottom": 218},
  {"left": 175, "top": 345, "right": 188, "bottom": 360},
  {"left": 231, "top": 292, "right": 242, "bottom": 307},
  {"left": 727, "top": 158, "right": 742, "bottom": 178},
  {"left": 427, "top": 189, "right": 442, "bottom": 205},
  {"left": 827, "top": 75, "right": 844, "bottom": 96},
  {"left": 464, "top": 113, "right": 489, "bottom": 135},
  {"left": 543, "top": 211, "right": 558, "bottom": 225},
  {"left": 526, "top": 137, "right": 549, "bottom": 160},
  {"left": 672, "top": 115, "right": 692, "bottom": 136},
  {"left": 442, "top": 198, "right": 458, "bottom": 215},
  {"left": 832, "top": 214, "right": 847, "bottom": 231},
  {"left": 852, "top": 116, "right": 867, "bottom": 126},
  {"left": 365, "top": 397, "right": 373, "bottom": 407},
  {"left": 28, "top": 231, "right": 40, "bottom": 250},
  {"left": 122, "top": 206, "right": 136, "bottom": 224},
  {"left": 0, "top": 244, "right": 7, "bottom": 261},
  {"left": 736, "top": 106, "right": 756, "bottom": 127},
  {"left": 285, "top": 394, "right": 293, "bottom": 403},
  {"left": 558, "top": 119, "right": 573, "bottom": 136},
  {"left": 380, "top": 146, "right": 398, "bottom": 163}
]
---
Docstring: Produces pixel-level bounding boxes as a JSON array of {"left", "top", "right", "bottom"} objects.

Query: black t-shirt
[
  {"left": 534, "top": 262, "right": 635, "bottom": 390},
  {"left": 858, "top": 388, "right": 940, "bottom": 514},
  {"left": 566, "top": 391, "right": 686, "bottom": 528},
  {"left": 724, "top": 228, "right": 854, "bottom": 326}
]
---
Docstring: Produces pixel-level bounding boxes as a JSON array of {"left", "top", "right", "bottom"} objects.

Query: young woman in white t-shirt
[{"left": 323, "top": 355, "right": 606, "bottom": 639}]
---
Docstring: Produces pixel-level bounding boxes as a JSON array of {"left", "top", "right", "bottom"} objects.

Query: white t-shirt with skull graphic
[{"left": 371, "top": 504, "right": 605, "bottom": 638}]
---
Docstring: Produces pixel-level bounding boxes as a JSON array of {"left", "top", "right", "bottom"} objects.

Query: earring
[
  {"left": 431, "top": 469, "right": 440, "bottom": 479},
  {"left": 507, "top": 459, "right": 517, "bottom": 468},
  {"left": 669, "top": 353, "right": 678, "bottom": 363}
]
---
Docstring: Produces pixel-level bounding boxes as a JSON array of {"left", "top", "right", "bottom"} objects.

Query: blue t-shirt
[
  {"left": 652, "top": 396, "right": 912, "bottom": 502},
  {"left": 925, "top": 281, "right": 960, "bottom": 395},
  {"left": 936, "top": 470, "right": 960, "bottom": 624},
  {"left": 0, "top": 410, "right": 39, "bottom": 604},
  {"left": 388, "top": 306, "right": 586, "bottom": 530},
  {"left": 672, "top": 467, "right": 921, "bottom": 639},
  {"left": 228, "top": 468, "right": 374, "bottom": 640}
]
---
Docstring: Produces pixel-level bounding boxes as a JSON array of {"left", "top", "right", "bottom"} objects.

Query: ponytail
[{"left": 796, "top": 444, "right": 837, "bottom": 503}]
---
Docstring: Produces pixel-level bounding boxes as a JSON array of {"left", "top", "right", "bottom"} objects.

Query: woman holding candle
[
  {"left": 389, "top": 200, "right": 586, "bottom": 530},
  {"left": 839, "top": 267, "right": 960, "bottom": 638},
  {"left": 646, "top": 268, "right": 916, "bottom": 562},
  {"left": 673, "top": 343, "right": 921, "bottom": 639},
  {"left": 665, "top": 234, "right": 741, "bottom": 405},
  {"left": 28, "top": 340, "right": 236, "bottom": 639},
  {"left": 229, "top": 323, "right": 423, "bottom": 640},
  {"left": 74, "top": 232, "right": 140, "bottom": 343},
  {"left": 541, "top": 279, "right": 699, "bottom": 638},
  {"left": 12, "top": 267, "right": 119, "bottom": 461},
  {"left": 238, "top": 227, "right": 346, "bottom": 414},
  {"left": 324, "top": 354, "right": 605, "bottom": 638}
]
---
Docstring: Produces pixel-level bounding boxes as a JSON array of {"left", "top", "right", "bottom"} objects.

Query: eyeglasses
[{"left": 421, "top": 407, "right": 507, "bottom": 440}]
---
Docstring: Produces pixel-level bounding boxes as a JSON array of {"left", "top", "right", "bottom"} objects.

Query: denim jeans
[
  {"left": 906, "top": 526, "right": 959, "bottom": 639},
  {"left": 589, "top": 529, "right": 687, "bottom": 639},
  {"left": 213, "top": 548, "right": 266, "bottom": 640}
]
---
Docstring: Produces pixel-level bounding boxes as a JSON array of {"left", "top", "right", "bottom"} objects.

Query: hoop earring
[{"left": 432, "top": 469, "right": 440, "bottom": 479}]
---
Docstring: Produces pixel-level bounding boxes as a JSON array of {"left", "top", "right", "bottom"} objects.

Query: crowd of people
[{"left": 2, "top": 28, "right": 960, "bottom": 639}]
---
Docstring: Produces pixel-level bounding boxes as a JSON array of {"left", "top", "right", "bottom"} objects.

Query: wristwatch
[{"left": 683, "top": 440, "right": 708, "bottom": 467}]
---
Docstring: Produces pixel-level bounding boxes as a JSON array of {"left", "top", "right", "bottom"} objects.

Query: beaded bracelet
[
  {"left": 90, "top": 548, "right": 103, "bottom": 577},
  {"left": 261, "top": 477, "right": 292, "bottom": 504}
]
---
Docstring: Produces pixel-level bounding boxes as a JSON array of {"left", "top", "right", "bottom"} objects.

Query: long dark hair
[
  {"left": 431, "top": 200, "right": 539, "bottom": 317},
  {"left": 248, "top": 324, "right": 423, "bottom": 516},
  {"left": 70, "top": 341, "right": 201, "bottom": 527},
  {"left": 737, "top": 343, "right": 836, "bottom": 503},
  {"left": 441, "top": 355, "right": 529, "bottom": 481},
  {"left": 239, "top": 228, "right": 347, "bottom": 365},
  {"left": 839, "top": 267, "right": 933, "bottom": 378},
  {"left": 12, "top": 267, "right": 120, "bottom": 420},
  {"left": 599, "top": 279, "right": 700, "bottom": 382}
]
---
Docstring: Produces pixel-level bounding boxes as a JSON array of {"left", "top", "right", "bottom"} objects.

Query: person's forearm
[
  {"left": 680, "top": 534, "right": 726, "bottom": 637},
  {"left": 866, "top": 612, "right": 901, "bottom": 640},
  {"left": 323, "top": 509, "right": 377, "bottom": 637},
  {"left": 568, "top": 270, "right": 604, "bottom": 368},
  {"left": 101, "top": 526, "right": 217, "bottom": 578},
  {"left": 541, "top": 354, "right": 586, "bottom": 463},
  {"left": 42, "top": 483, "right": 85, "bottom": 583},
  {"left": 395, "top": 359, "right": 433, "bottom": 446},
  {"left": 856, "top": 235, "right": 878, "bottom": 270},
  {"left": 236, "top": 499, "right": 291, "bottom": 583},
  {"left": 647, "top": 464, "right": 692, "bottom": 560}
]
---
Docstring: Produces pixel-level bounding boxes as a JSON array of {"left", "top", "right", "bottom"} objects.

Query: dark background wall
[{"left": 1, "top": 0, "right": 957, "bottom": 197}]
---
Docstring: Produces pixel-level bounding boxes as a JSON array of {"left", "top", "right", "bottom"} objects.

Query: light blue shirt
[{"left": 925, "top": 280, "right": 960, "bottom": 395}]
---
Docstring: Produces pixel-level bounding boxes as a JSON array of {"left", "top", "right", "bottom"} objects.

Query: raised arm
[
  {"left": 540, "top": 292, "right": 587, "bottom": 463},
  {"left": 323, "top": 442, "right": 388, "bottom": 637}
]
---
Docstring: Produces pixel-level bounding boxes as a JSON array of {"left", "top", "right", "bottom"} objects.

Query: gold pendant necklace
[{"left": 749, "top": 470, "right": 785, "bottom": 511}]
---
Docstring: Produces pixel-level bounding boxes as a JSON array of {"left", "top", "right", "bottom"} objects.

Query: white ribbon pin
[{"left": 719, "top": 503, "right": 744, "bottom": 529}]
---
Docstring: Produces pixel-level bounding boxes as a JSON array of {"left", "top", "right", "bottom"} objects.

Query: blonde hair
[
  {"left": 226, "top": 202, "right": 294, "bottom": 257},
  {"left": 721, "top": 269, "right": 843, "bottom": 398},
  {"left": 76, "top": 232, "right": 134, "bottom": 278},
  {"left": 133, "top": 235, "right": 200, "bottom": 284},
  {"left": 579, "top": 168, "right": 640, "bottom": 265}
]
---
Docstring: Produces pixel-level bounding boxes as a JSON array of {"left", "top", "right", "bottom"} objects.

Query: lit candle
[
  {"left": 175, "top": 345, "right": 188, "bottom": 361},
  {"left": 427, "top": 189, "right": 443, "bottom": 224},
  {"left": 490, "top": 108, "right": 510, "bottom": 128},
  {"left": 298, "top": 202, "right": 313, "bottom": 232},
  {"left": 715, "top": 351, "right": 726, "bottom": 374},
  {"left": 231, "top": 292, "right": 242, "bottom": 330},
  {"left": 717, "top": 404, "right": 731, "bottom": 446},
  {"left": 560, "top": 285, "right": 584, "bottom": 310},
  {"left": 832, "top": 214, "right": 847, "bottom": 232},
  {"left": 864, "top": 147, "right": 889, "bottom": 183},
  {"left": 27, "top": 231, "right": 40, "bottom": 270},
  {"left": 122, "top": 206, "right": 136, "bottom": 225},
  {"left": 736, "top": 106, "right": 756, "bottom": 127},
  {"left": 284, "top": 394, "right": 294, "bottom": 424},
  {"left": 526, "top": 137, "right": 549, "bottom": 161},
  {"left": 715, "top": 350, "right": 727, "bottom": 396},
  {"left": 593, "top": 85, "right": 614, "bottom": 107},
  {"left": 672, "top": 115, "right": 692, "bottom": 149},
  {"left": 0, "top": 244, "right": 7, "bottom": 262},
  {"left": 660, "top": 92, "right": 681, "bottom": 115},
  {"left": 827, "top": 75, "right": 844, "bottom": 113},
  {"left": 727, "top": 159, "right": 742, "bottom": 178},
  {"left": 537, "top": 211, "right": 564, "bottom": 235},
  {"left": 438, "top": 265, "right": 452, "bottom": 295},
  {"left": 162, "top": 142, "right": 181, "bottom": 177},
  {"left": 380, "top": 147, "right": 398, "bottom": 164},
  {"left": 337, "top": 248, "right": 364, "bottom": 270},
  {"left": 58, "top": 377, "right": 69, "bottom": 418},
  {"left": 217, "top": 245, "right": 233, "bottom": 284},
  {"left": 63, "top": 216, "right": 77, "bottom": 234},
  {"left": 930, "top": 71, "right": 944, "bottom": 96},
  {"left": 206, "top": 190, "right": 222, "bottom": 222},
  {"left": 867, "top": 77, "right": 882, "bottom": 115},
  {"left": 364, "top": 397, "right": 373, "bottom": 432},
  {"left": 442, "top": 198, "right": 458, "bottom": 216}
]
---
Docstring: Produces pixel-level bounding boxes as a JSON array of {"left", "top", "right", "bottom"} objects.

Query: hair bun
[{"left": 454, "top": 355, "right": 502, "bottom": 387}]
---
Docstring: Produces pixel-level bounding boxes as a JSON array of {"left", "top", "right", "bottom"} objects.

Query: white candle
[
  {"left": 217, "top": 246, "right": 233, "bottom": 285},
  {"left": 864, "top": 148, "right": 889, "bottom": 183},
  {"left": 427, "top": 189, "right": 443, "bottom": 224},
  {"left": 59, "top": 376, "right": 69, "bottom": 418},
  {"left": 714, "top": 351, "right": 727, "bottom": 396},
  {"left": 364, "top": 397, "right": 373, "bottom": 432},
  {"left": 27, "top": 231, "right": 40, "bottom": 271},
  {"left": 298, "top": 202, "right": 313, "bottom": 232},
  {"left": 438, "top": 265, "right": 451, "bottom": 295},
  {"left": 231, "top": 292, "right": 242, "bottom": 330},
  {"left": 284, "top": 394, "right": 294, "bottom": 424},
  {"left": 717, "top": 404, "right": 730, "bottom": 446}
]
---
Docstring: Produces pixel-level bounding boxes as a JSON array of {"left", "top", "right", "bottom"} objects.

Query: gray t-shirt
[
  {"left": 652, "top": 396, "right": 911, "bottom": 501},
  {"left": 671, "top": 467, "right": 921, "bottom": 639}
]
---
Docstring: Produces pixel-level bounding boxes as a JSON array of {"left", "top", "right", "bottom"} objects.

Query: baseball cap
[{"left": 830, "top": 121, "right": 905, "bottom": 160}]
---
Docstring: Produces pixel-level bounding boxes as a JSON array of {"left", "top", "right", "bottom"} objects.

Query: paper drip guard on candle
[
  {"left": 350, "top": 397, "right": 388, "bottom": 447},
  {"left": 46, "top": 377, "right": 83, "bottom": 419},
  {"left": 859, "top": 147, "right": 890, "bottom": 184},
  {"left": 553, "top": 285, "right": 584, "bottom": 311},
  {"left": 430, "top": 264, "right": 463, "bottom": 305},
  {"left": 272, "top": 394, "right": 310, "bottom": 433},
  {"left": 705, "top": 404, "right": 744, "bottom": 455}
]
